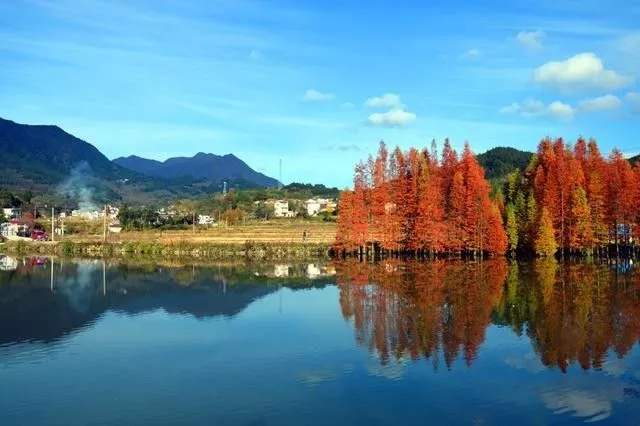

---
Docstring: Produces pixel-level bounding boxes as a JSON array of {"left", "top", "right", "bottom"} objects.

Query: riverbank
[
  {"left": 2, "top": 221, "right": 336, "bottom": 260},
  {"left": 3, "top": 240, "right": 332, "bottom": 260}
]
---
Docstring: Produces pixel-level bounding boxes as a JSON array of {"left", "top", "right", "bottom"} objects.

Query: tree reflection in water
[{"left": 335, "top": 259, "right": 640, "bottom": 372}]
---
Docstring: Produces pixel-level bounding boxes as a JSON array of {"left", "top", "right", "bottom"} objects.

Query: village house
[
  {"left": 2, "top": 208, "right": 21, "bottom": 220},
  {"left": 304, "top": 198, "right": 337, "bottom": 217},
  {"left": 198, "top": 214, "right": 215, "bottom": 226},
  {"left": 71, "top": 210, "right": 102, "bottom": 220},
  {"left": 0, "top": 221, "right": 29, "bottom": 239},
  {"left": 71, "top": 205, "right": 119, "bottom": 221},
  {"left": 273, "top": 200, "right": 295, "bottom": 218}
]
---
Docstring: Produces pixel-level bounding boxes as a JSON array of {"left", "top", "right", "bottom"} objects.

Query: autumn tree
[
  {"left": 536, "top": 207, "right": 557, "bottom": 257},
  {"left": 505, "top": 203, "right": 518, "bottom": 253},
  {"left": 569, "top": 187, "right": 594, "bottom": 253},
  {"left": 334, "top": 189, "right": 355, "bottom": 252}
]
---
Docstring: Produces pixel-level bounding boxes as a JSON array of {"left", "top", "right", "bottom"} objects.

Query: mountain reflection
[
  {"left": 335, "top": 259, "right": 640, "bottom": 372},
  {"left": 0, "top": 258, "right": 334, "bottom": 346}
]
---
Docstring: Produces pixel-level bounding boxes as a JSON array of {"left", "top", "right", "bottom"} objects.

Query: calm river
[{"left": 0, "top": 257, "right": 639, "bottom": 425}]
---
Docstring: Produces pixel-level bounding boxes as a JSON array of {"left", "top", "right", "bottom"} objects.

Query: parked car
[{"left": 31, "top": 230, "right": 49, "bottom": 241}]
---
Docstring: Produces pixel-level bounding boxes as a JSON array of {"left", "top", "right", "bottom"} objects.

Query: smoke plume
[{"left": 58, "top": 162, "right": 98, "bottom": 212}]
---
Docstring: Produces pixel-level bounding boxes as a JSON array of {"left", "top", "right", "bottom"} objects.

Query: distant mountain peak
[{"left": 114, "top": 152, "right": 278, "bottom": 188}]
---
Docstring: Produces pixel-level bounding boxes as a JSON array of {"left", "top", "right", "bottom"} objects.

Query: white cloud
[
  {"left": 367, "top": 108, "right": 416, "bottom": 127},
  {"left": 547, "top": 101, "right": 575, "bottom": 120},
  {"left": 341, "top": 102, "right": 354, "bottom": 109},
  {"left": 459, "top": 48, "right": 482, "bottom": 60},
  {"left": 533, "top": 53, "right": 633, "bottom": 93},
  {"left": 627, "top": 92, "right": 640, "bottom": 113},
  {"left": 500, "top": 98, "right": 573, "bottom": 120},
  {"left": 365, "top": 93, "right": 402, "bottom": 108},
  {"left": 302, "top": 89, "right": 335, "bottom": 102},
  {"left": 516, "top": 30, "right": 545, "bottom": 50},
  {"left": 578, "top": 94, "right": 621, "bottom": 113},
  {"left": 248, "top": 50, "right": 262, "bottom": 60}
]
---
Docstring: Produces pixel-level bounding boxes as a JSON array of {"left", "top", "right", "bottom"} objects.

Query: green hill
[{"left": 477, "top": 147, "right": 534, "bottom": 179}]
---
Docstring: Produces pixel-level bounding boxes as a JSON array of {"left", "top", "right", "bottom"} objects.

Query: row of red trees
[
  {"left": 335, "top": 138, "right": 640, "bottom": 258},
  {"left": 502, "top": 137, "right": 640, "bottom": 257},
  {"left": 334, "top": 141, "right": 507, "bottom": 256}
]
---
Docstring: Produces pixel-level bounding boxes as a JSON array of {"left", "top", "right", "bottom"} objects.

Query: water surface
[{"left": 1, "top": 257, "right": 639, "bottom": 425}]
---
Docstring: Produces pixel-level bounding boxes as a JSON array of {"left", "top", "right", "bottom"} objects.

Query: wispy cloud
[
  {"left": 515, "top": 30, "right": 545, "bottom": 51},
  {"left": 578, "top": 94, "right": 622, "bottom": 113},
  {"left": 364, "top": 93, "right": 402, "bottom": 108},
  {"left": 627, "top": 92, "right": 640, "bottom": 113},
  {"left": 367, "top": 109, "right": 416, "bottom": 127},
  {"left": 302, "top": 89, "right": 335, "bottom": 102},
  {"left": 325, "top": 144, "right": 361, "bottom": 152},
  {"left": 459, "top": 48, "right": 482, "bottom": 60},
  {"left": 500, "top": 99, "right": 574, "bottom": 120}
]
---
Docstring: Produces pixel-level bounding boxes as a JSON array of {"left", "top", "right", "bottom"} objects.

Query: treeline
[
  {"left": 118, "top": 205, "right": 197, "bottom": 230},
  {"left": 501, "top": 137, "right": 640, "bottom": 257},
  {"left": 117, "top": 203, "right": 250, "bottom": 230},
  {"left": 334, "top": 141, "right": 508, "bottom": 257}
]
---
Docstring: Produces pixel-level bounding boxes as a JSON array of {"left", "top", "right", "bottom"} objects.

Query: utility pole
[
  {"left": 192, "top": 210, "right": 196, "bottom": 234},
  {"left": 279, "top": 159, "right": 283, "bottom": 190},
  {"left": 51, "top": 207, "right": 55, "bottom": 242},
  {"left": 103, "top": 205, "right": 107, "bottom": 242}
]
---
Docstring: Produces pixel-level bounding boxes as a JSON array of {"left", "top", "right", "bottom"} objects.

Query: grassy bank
[
  {"left": 1, "top": 221, "right": 336, "bottom": 260},
  {"left": 4, "top": 240, "right": 332, "bottom": 261}
]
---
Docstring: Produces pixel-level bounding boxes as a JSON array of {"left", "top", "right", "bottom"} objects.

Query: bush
[{"left": 60, "top": 241, "right": 76, "bottom": 256}]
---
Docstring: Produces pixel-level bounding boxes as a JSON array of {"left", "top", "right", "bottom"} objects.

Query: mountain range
[
  {"left": 0, "top": 117, "right": 279, "bottom": 204},
  {"left": 113, "top": 153, "right": 278, "bottom": 187}
]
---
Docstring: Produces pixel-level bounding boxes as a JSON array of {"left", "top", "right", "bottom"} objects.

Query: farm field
[{"left": 61, "top": 220, "right": 337, "bottom": 245}]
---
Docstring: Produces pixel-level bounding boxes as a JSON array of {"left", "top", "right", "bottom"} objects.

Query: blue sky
[{"left": 1, "top": 0, "right": 639, "bottom": 187}]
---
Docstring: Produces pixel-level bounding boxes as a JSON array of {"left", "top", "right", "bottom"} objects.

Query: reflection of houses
[
  {"left": 305, "top": 264, "right": 336, "bottom": 278},
  {"left": 305, "top": 198, "right": 336, "bottom": 217},
  {"left": 2, "top": 208, "right": 21, "bottom": 219},
  {"left": 0, "top": 221, "right": 29, "bottom": 239},
  {"left": 274, "top": 264, "right": 290, "bottom": 278},
  {"left": 306, "top": 264, "right": 321, "bottom": 278},
  {"left": 274, "top": 200, "right": 295, "bottom": 218},
  {"left": 0, "top": 256, "right": 18, "bottom": 271}
]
